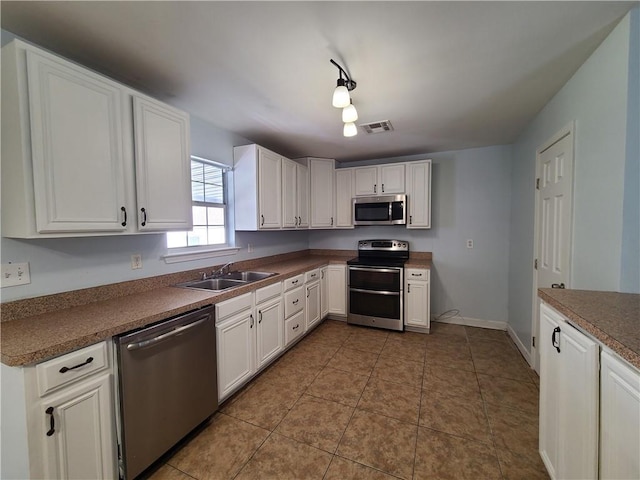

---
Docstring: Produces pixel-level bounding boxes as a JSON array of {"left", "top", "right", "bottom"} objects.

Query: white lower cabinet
[
  {"left": 255, "top": 295, "right": 283, "bottom": 369},
  {"left": 320, "top": 267, "right": 329, "bottom": 318},
  {"left": 600, "top": 351, "right": 640, "bottom": 480},
  {"left": 306, "top": 280, "right": 321, "bottom": 330},
  {"left": 327, "top": 264, "right": 347, "bottom": 316},
  {"left": 404, "top": 268, "right": 431, "bottom": 331},
  {"left": 39, "top": 373, "right": 116, "bottom": 480},
  {"left": 216, "top": 306, "right": 255, "bottom": 401},
  {"left": 284, "top": 311, "right": 306, "bottom": 347},
  {"left": 539, "top": 301, "right": 599, "bottom": 480}
]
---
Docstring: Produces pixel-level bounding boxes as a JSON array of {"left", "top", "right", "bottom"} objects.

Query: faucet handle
[{"left": 199, "top": 272, "right": 207, "bottom": 280}]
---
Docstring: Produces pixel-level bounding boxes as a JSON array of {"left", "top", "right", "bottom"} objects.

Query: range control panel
[{"left": 357, "top": 239, "right": 409, "bottom": 252}]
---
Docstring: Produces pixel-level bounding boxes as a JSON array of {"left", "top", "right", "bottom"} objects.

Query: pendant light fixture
[{"left": 330, "top": 59, "right": 358, "bottom": 136}]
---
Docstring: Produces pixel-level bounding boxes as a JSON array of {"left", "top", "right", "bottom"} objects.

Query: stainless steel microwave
[{"left": 353, "top": 195, "right": 407, "bottom": 225}]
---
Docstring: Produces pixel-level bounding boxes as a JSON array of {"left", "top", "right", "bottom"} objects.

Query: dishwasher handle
[{"left": 126, "top": 315, "right": 210, "bottom": 351}]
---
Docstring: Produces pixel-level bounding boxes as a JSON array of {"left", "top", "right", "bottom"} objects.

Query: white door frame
[{"left": 531, "top": 121, "right": 575, "bottom": 373}]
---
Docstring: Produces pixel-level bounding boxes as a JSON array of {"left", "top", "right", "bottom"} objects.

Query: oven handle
[
  {"left": 349, "top": 287, "right": 401, "bottom": 296},
  {"left": 348, "top": 266, "right": 402, "bottom": 274}
]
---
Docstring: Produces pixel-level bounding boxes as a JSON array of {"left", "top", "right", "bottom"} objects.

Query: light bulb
[
  {"left": 343, "top": 122, "right": 357, "bottom": 137},
  {"left": 342, "top": 103, "right": 358, "bottom": 123},
  {"left": 332, "top": 78, "right": 350, "bottom": 108}
]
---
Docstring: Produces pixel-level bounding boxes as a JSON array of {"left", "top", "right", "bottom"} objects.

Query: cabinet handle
[
  {"left": 121, "top": 206, "right": 127, "bottom": 227},
  {"left": 307, "top": 289, "right": 310, "bottom": 298},
  {"left": 59, "top": 356, "right": 94, "bottom": 374},
  {"left": 261, "top": 215, "right": 264, "bottom": 226},
  {"left": 411, "top": 273, "right": 422, "bottom": 277},
  {"left": 140, "top": 207, "right": 147, "bottom": 227},
  {"left": 410, "top": 215, "right": 413, "bottom": 224},
  {"left": 374, "top": 184, "right": 377, "bottom": 194},
  {"left": 551, "top": 326, "right": 561, "bottom": 353},
  {"left": 292, "top": 279, "right": 299, "bottom": 285},
  {"left": 551, "top": 283, "right": 566, "bottom": 289},
  {"left": 293, "top": 324, "right": 300, "bottom": 330},
  {"left": 321, "top": 270, "right": 324, "bottom": 279},
  {"left": 293, "top": 299, "right": 299, "bottom": 305},
  {"left": 259, "top": 311, "right": 262, "bottom": 324},
  {"left": 407, "top": 284, "right": 411, "bottom": 293},
  {"left": 382, "top": 183, "right": 385, "bottom": 193},
  {"left": 250, "top": 314, "right": 254, "bottom": 328},
  {"left": 45, "top": 407, "right": 55, "bottom": 436},
  {"left": 331, "top": 217, "right": 334, "bottom": 226},
  {"left": 294, "top": 216, "right": 298, "bottom": 226}
]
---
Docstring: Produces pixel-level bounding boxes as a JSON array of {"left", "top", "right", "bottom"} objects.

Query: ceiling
[{"left": 1, "top": 1, "right": 636, "bottom": 162}]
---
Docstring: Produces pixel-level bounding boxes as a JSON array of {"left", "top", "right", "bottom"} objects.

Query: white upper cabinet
[
  {"left": 282, "top": 158, "right": 308, "bottom": 229},
  {"left": 133, "top": 95, "right": 191, "bottom": 231},
  {"left": 308, "top": 158, "right": 335, "bottom": 228},
  {"left": 1, "top": 39, "right": 192, "bottom": 238},
  {"left": 234, "top": 144, "right": 282, "bottom": 230},
  {"left": 406, "top": 160, "right": 432, "bottom": 229},
  {"left": 353, "top": 164, "right": 405, "bottom": 196},
  {"left": 335, "top": 168, "right": 354, "bottom": 228}
]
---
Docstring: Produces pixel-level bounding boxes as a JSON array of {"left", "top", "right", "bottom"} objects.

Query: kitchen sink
[
  {"left": 176, "top": 278, "right": 247, "bottom": 291},
  {"left": 175, "top": 271, "right": 277, "bottom": 292},
  {"left": 221, "top": 271, "right": 277, "bottom": 282}
]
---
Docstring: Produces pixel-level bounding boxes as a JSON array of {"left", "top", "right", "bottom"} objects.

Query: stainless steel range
[{"left": 347, "top": 239, "right": 409, "bottom": 331}]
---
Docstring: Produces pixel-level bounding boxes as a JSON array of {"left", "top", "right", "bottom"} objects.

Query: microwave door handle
[{"left": 389, "top": 203, "right": 393, "bottom": 219}]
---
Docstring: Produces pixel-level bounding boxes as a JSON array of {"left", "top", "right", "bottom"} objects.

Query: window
[{"left": 167, "top": 156, "right": 228, "bottom": 248}]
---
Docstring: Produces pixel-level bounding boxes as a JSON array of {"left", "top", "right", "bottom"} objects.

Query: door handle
[
  {"left": 59, "top": 356, "right": 94, "bottom": 373},
  {"left": 250, "top": 314, "right": 254, "bottom": 328},
  {"left": 126, "top": 316, "right": 209, "bottom": 350},
  {"left": 258, "top": 311, "right": 262, "bottom": 324},
  {"left": 140, "top": 207, "right": 147, "bottom": 227},
  {"left": 551, "top": 326, "right": 561, "bottom": 353},
  {"left": 121, "top": 206, "right": 127, "bottom": 227},
  {"left": 382, "top": 183, "right": 385, "bottom": 192},
  {"left": 551, "top": 283, "right": 566, "bottom": 289},
  {"left": 407, "top": 284, "right": 411, "bottom": 293},
  {"left": 45, "top": 407, "right": 55, "bottom": 436}
]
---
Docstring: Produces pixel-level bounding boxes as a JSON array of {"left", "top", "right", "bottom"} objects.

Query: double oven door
[{"left": 348, "top": 265, "right": 403, "bottom": 331}]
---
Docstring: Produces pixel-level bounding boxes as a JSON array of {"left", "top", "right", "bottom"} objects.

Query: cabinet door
[
  {"left": 309, "top": 159, "right": 335, "bottom": 228},
  {"left": 406, "top": 161, "right": 431, "bottom": 229},
  {"left": 281, "top": 158, "right": 297, "bottom": 229},
  {"left": 600, "top": 351, "right": 640, "bottom": 480},
  {"left": 306, "top": 281, "right": 321, "bottom": 330},
  {"left": 354, "top": 167, "right": 377, "bottom": 196},
  {"left": 557, "top": 321, "right": 599, "bottom": 480},
  {"left": 216, "top": 310, "right": 255, "bottom": 400},
  {"left": 256, "top": 298, "right": 283, "bottom": 369},
  {"left": 40, "top": 373, "right": 116, "bottom": 480},
  {"left": 296, "top": 164, "right": 309, "bottom": 228},
  {"left": 380, "top": 164, "right": 405, "bottom": 194},
  {"left": 133, "top": 96, "right": 191, "bottom": 231},
  {"left": 26, "top": 50, "right": 127, "bottom": 233},
  {"left": 320, "top": 267, "right": 329, "bottom": 318},
  {"left": 405, "top": 280, "right": 429, "bottom": 328},
  {"left": 327, "top": 265, "right": 347, "bottom": 316},
  {"left": 258, "top": 148, "right": 282, "bottom": 229},
  {"left": 335, "top": 169, "right": 354, "bottom": 228},
  {"left": 539, "top": 303, "right": 562, "bottom": 479}
]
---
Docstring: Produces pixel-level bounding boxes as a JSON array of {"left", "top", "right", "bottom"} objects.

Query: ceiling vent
[{"left": 360, "top": 120, "right": 394, "bottom": 134}]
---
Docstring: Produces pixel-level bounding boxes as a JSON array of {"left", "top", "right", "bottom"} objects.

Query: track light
[{"left": 330, "top": 59, "right": 358, "bottom": 136}]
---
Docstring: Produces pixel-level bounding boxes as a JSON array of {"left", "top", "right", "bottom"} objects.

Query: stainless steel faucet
[{"left": 211, "top": 262, "right": 233, "bottom": 278}]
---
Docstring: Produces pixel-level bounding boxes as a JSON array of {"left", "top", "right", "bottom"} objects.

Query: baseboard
[
  {"left": 431, "top": 315, "right": 507, "bottom": 331},
  {"left": 507, "top": 324, "right": 533, "bottom": 366}
]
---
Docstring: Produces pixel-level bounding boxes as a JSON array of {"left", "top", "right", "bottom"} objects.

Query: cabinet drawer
[
  {"left": 283, "top": 274, "right": 304, "bottom": 292},
  {"left": 305, "top": 269, "right": 320, "bottom": 283},
  {"left": 284, "top": 286, "right": 304, "bottom": 318},
  {"left": 255, "top": 281, "right": 282, "bottom": 304},
  {"left": 284, "top": 310, "right": 305, "bottom": 347},
  {"left": 405, "top": 268, "right": 429, "bottom": 281},
  {"left": 36, "top": 342, "right": 108, "bottom": 396},
  {"left": 216, "top": 292, "right": 252, "bottom": 322}
]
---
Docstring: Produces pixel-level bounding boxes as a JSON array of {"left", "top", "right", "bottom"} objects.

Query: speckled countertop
[
  {"left": 539, "top": 288, "right": 640, "bottom": 369},
  {"left": 0, "top": 253, "right": 354, "bottom": 366}
]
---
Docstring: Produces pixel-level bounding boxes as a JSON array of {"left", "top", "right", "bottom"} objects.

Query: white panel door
[
  {"left": 258, "top": 148, "right": 282, "bottom": 229},
  {"left": 320, "top": 267, "right": 329, "bottom": 318},
  {"left": 296, "top": 163, "right": 309, "bottom": 228},
  {"left": 306, "top": 281, "right": 321, "bottom": 329},
  {"left": 380, "top": 164, "right": 405, "bottom": 194},
  {"left": 256, "top": 298, "right": 283, "bottom": 369},
  {"left": 41, "top": 373, "right": 116, "bottom": 480},
  {"left": 26, "top": 50, "right": 127, "bottom": 233},
  {"left": 281, "top": 158, "right": 297, "bottom": 228},
  {"left": 335, "top": 169, "right": 354, "bottom": 228},
  {"left": 327, "top": 265, "right": 347, "bottom": 316},
  {"left": 600, "top": 351, "right": 640, "bottom": 480},
  {"left": 309, "top": 159, "right": 335, "bottom": 228},
  {"left": 133, "top": 96, "right": 191, "bottom": 231},
  {"left": 216, "top": 311, "right": 255, "bottom": 400},
  {"left": 405, "top": 280, "right": 429, "bottom": 328}
]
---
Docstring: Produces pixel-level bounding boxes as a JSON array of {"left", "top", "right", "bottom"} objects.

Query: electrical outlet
[
  {"left": 247, "top": 243, "right": 253, "bottom": 253},
  {"left": 131, "top": 254, "right": 142, "bottom": 270},
  {"left": 466, "top": 239, "right": 474, "bottom": 249},
  {"left": 1, "top": 262, "right": 31, "bottom": 287}
]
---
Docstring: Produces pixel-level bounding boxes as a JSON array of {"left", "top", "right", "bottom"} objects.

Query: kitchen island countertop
[{"left": 538, "top": 288, "right": 640, "bottom": 369}]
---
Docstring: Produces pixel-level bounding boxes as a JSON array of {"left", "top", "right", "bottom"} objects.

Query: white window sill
[{"left": 162, "top": 246, "right": 241, "bottom": 264}]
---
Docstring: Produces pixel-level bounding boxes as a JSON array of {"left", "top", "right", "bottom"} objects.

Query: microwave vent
[{"left": 360, "top": 120, "right": 394, "bottom": 134}]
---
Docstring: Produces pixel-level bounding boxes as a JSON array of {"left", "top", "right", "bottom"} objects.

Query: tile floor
[{"left": 148, "top": 320, "right": 549, "bottom": 480}]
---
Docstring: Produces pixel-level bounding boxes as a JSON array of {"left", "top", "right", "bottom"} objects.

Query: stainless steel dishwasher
[{"left": 115, "top": 305, "right": 217, "bottom": 479}]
